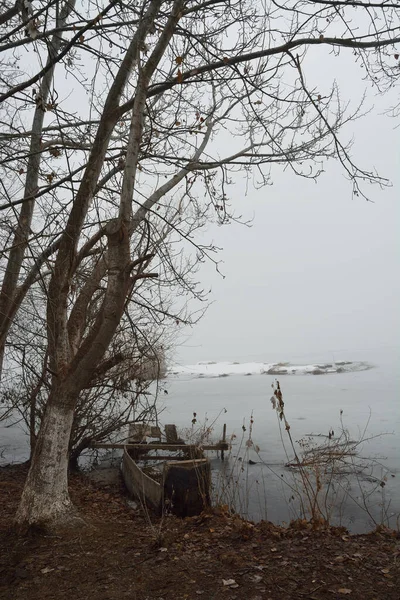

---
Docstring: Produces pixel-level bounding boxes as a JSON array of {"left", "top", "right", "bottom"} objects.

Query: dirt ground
[{"left": 0, "top": 464, "right": 399, "bottom": 600}]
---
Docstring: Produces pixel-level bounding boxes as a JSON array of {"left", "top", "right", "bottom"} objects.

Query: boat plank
[
  {"left": 164, "top": 458, "right": 211, "bottom": 517},
  {"left": 121, "top": 447, "right": 162, "bottom": 512}
]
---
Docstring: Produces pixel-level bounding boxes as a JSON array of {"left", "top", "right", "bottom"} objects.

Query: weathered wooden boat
[
  {"left": 90, "top": 423, "right": 228, "bottom": 517},
  {"left": 121, "top": 446, "right": 211, "bottom": 517},
  {"left": 119, "top": 423, "right": 225, "bottom": 517}
]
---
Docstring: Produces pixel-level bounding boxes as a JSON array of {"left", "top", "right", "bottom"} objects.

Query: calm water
[
  {"left": 1, "top": 348, "right": 399, "bottom": 532},
  {"left": 161, "top": 348, "right": 400, "bottom": 532}
]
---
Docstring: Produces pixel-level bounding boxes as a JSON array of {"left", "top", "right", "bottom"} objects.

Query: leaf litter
[{"left": 0, "top": 463, "right": 399, "bottom": 600}]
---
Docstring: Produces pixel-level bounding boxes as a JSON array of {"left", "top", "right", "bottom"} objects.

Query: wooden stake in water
[{"left": 221, "top": 424, "right": 227, "bottom": 461}]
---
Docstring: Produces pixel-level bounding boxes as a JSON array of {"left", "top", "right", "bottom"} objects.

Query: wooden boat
[
  {"left": 91, "top": 423, "right": 228, "bottom": 516},
  {"left": 120, "top": 423, "right": 230, "bottom": 516},
  {"left": 121, "top": 445, "right": 211, "bottom": 517}
]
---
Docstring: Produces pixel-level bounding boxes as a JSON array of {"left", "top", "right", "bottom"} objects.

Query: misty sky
[
  {"left": 176, "top": 54, "right": 400, "bottom": 366},
  {"left": 7, "top": 11, "right": 399, "bottom": 370},
  {"left": 24, "top": 13, "right": 400, "bottom": 370}
]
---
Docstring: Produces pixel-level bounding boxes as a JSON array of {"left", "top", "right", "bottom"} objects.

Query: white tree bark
[{"left": 15, "top": 393, "right": 76, "bottom": 528}]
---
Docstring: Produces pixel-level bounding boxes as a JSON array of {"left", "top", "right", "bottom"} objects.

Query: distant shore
[{"left": 168, "top": 360, "right": 372, "bottom": 378}]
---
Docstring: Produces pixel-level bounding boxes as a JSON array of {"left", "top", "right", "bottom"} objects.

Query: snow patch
[{"left": 168, "top": 360, "right": 372, "bottom": 378}]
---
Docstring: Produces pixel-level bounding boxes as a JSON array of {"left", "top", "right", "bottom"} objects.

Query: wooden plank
[
  {"left": 129, "top": 455, "right": 199, "bottom": 461},
  {"left": 165, "top": 424, "right": 179, "bottom": 443},
  {"left": 163, "top": 458, "right": 211, "bottom": 517},
  {"left": 121, "top": 447, "right": 162, "bottom": 511},
  {"left": 128, "top": 423, "right": 149, "bottom": 442},
  {"left": 128, "top": 424, "right": 162, "bottom": 442},
  {"left": 150, "top": 426, "right": 162, "bottom": 439},
  {"left": 90, "top": 442, "right": 229, "bottom": 451}
]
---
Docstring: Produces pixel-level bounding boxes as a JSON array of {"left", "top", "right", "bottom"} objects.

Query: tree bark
[
  {"left": 15, "top": 388, "right": 76, "bottom": 529},
  {"left": 15, "top": 219, "right": 132, "bottom": 528}
]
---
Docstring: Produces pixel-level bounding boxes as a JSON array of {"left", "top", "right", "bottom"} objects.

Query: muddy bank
[{"left": 0, "top": 464, "right": 399, "bottom": 600}]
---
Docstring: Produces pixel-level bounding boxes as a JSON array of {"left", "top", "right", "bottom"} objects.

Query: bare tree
[
  {"left": 0, "top": 1, "right": 399, "bottom": 528},
  {"left": 1, "top": 280, "right": 170, "bottom": 467}
]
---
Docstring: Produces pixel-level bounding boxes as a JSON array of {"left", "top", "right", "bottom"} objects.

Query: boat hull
[{"left": 121, "top": 446, "right": 211, "bottom": 517}]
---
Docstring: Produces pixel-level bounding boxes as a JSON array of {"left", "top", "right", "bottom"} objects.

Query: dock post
[{"left": 221, "top": 423, "right": 227, "bottom": 461}]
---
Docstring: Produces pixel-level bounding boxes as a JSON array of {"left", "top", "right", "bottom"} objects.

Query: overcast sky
[
  {"left": 13, "top": 12, "right": 399, "bottom": 369},
  {"left": 41, "top": 14, "right": 399, "bottom": 369},
  {"left": 176, "top": 52, "right": 400, "bottom": 366}
]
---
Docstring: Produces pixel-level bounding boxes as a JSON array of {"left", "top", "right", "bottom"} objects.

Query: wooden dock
[
  {"left": 89, "top": 441, "right": 229, "bottom": 452},
  {"left": 90, "top": 421, "right": 229, "bottom": 455}
]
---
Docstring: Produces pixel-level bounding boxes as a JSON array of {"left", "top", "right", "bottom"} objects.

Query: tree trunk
[
  {"left": 68, "top": 437, "right": 91, "bottom": 472},
  {"left": 15, "top": 390, "right": 76, "bottom": 529},
  {"left": 14, "top": 0, "right": 179, "bottom": 529},
  {"left": 0, "top": 0, "right": 76, "bottom": 379}
]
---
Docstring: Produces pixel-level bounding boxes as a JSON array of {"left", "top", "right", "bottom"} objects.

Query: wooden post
[
  {"left": 163, "top": 459, "right": 211, "bottom": 517},
  {"left": 165, "top": 424, "right": 179, "bottom": 444},
  {"left": 221, "top": 423, "right": 227, "bottom": 461}
]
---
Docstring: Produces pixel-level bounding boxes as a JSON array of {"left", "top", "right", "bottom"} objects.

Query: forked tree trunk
[
  {"left": 15, "top": 390, "right": 76, "bottom": 529},
  {"left": 14, "top": 1, "right": 181, "bottom": 529},
  {"left": 15, "top": 220, "right": 132, "bottom": 528}
]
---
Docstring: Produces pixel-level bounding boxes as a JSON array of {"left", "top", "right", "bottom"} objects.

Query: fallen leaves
[
  {"left": 2, "top": 465, "right": 400, "bottom": 600},
  {"left": 334, "top": 555, "right": 345, "bottom": 563},
  {"left": 222, "top": 579, "right": 239, "bottom": 588}
]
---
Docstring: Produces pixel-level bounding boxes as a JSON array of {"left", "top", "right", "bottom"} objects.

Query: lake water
[
  {"left": 161, "top": 348, "right": 400, "bottom": 532},
  {"left": 1, "top": 348, "right": 399, "bottom": 532}
]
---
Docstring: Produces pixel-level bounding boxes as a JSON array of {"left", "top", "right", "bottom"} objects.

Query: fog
[
  {"left": 3, "top": 5, "right": 400, "bottom": 370},
  {"left": 176, "top": 76, "right": 400, "bottom": 365},
  {"left": 20, "top": 18, "right": 400, "bottom": 369}
]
